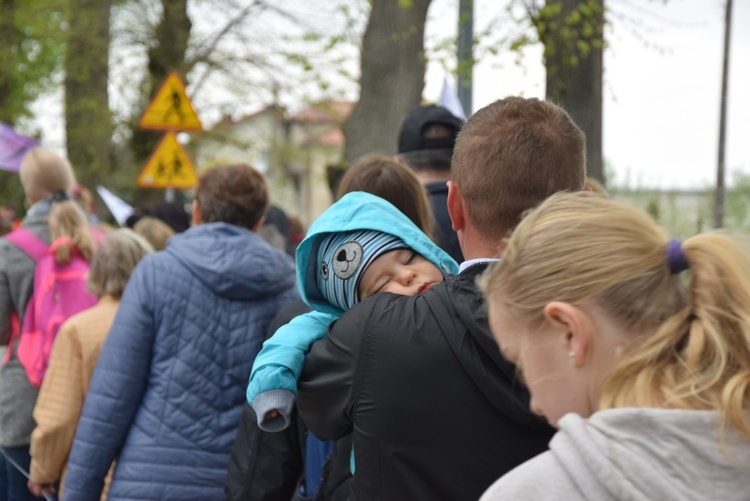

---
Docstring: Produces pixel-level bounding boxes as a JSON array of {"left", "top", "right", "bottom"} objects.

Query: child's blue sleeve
[{"left": 247, "top": 309, "right": 338, "bottom": 431}]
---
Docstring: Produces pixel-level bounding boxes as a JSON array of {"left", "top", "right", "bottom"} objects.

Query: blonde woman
[
  {"left": 27, "top": 229, "right": 153, "bottom": 500},
  {"left": 480, "top": 192, "right": 750, "bottom": 500}
]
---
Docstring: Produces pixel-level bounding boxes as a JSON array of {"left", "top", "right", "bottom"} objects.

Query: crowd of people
[{"left": 0, "top": 95, "right": 748, "bottom": 501}]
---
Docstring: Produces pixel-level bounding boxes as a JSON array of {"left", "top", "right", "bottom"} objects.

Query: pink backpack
[{"left": 5, "top": 228, "right": 98, "bottom": 386}]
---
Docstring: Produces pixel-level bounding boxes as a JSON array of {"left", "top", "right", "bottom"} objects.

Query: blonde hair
[
  {"left": 133, "top": 216, "right": 175, "bottom": 251},
  {"left": 88, "top": 229, "right": 154, "bottom": 299},
  {"left": 48, "top": 198, "right": 97, "bottom": 265},
  {"left": 19, "top": 148, "right": 76, "bottom": 205},
  {"left": 482, "top": 192, "right": 750, "bottom": 436}
]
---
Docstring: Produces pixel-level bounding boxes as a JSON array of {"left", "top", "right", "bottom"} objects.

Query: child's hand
[{"left": 264, "top": 409, "right": 280, "bottom": 421}]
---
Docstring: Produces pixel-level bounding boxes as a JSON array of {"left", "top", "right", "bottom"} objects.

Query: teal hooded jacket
[{"left": 247, "top": 192, "right": 458, "bottom": 431}]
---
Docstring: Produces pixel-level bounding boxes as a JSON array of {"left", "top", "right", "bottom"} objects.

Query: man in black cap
[{"left": 395, "top": 104, "right": 464, "bottom": 263}]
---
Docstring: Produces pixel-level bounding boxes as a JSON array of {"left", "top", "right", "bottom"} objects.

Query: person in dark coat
[
  {"left": 149, "top": 200, "right": 191, "bottom": 233},
  {"left": 395, "top": 104, "right": 464, "bottom": 263},
  {"left": 62, "top": 164, "right": 298, "bottom": 501},
  {"left": 225, "top": 300, "right": 353, "bottom": 501},
  {"left": 296, "top": 97, "right": 587, "bottom": 501}
]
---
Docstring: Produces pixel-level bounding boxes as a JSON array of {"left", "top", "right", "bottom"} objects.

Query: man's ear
[
  {"left": 251, "top": 215, "right": 266, "bottom": 233},
  {"left": 543, "top": 301, "right": 591, "bottom": 368},
  {"left": 192, "top": 200, "right": 202, "bottom": 226},
  {"left": 447, "top": 181, "right": 464, "bottom": 232}
]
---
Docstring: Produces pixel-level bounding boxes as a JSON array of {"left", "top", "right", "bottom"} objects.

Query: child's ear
[{"left": 542, "top": 301, "right": 591, "bottom": 367}]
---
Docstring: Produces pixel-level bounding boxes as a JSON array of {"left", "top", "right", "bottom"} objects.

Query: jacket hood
[
  {"left": 297, "top": 192, "right": 459, "bottom": 316},
  {"left": 167, "top": 222, "right": 296, "bottom": 300},
  {"left": 552, "top": 408, "right": 750, "bottom": 500}
]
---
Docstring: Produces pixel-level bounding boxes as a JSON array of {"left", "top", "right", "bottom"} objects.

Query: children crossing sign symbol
[
  {"left": 136, "top": 132, "right": 198, "bottom": 189},
  {"left": 139, "top": 72, "right": 203, "bottom": 131}
]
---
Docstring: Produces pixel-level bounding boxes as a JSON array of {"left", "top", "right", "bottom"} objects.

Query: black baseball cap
[{"left": 397, "top": 105, "right": 464, "bottom": 154}]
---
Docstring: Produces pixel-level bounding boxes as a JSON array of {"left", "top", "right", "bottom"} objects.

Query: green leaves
[{"left": 3, "top": 0, "right": 68, "bottom": 123}]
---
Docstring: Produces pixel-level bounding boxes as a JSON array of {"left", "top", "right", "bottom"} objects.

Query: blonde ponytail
[
  {"left": 483, "top": 192, "right": 750, "bottom": 436},
  {"left": 48, "top": 193, "right": 96, "bottom": 265}
]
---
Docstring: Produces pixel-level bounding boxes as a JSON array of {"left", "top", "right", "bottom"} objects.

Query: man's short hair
[
  {"left": 195, "top": 164, "right": 269, "bottom": 230},
  {"left": 397, "top": 105, "right": 464, "bottom": 173},
  {"left": 452, "top": 97, "right": 586, "bottom": 241}
]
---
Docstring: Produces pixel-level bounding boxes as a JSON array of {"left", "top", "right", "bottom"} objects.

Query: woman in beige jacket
[{"left": 27, "top": 229, "right": 153, "bottom": 500}]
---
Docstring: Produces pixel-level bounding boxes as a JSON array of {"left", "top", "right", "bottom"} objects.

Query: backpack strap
[
  {"left": 2, "top": 229, "right": 48, "bottom": 364},
  {"left": 5, "top": 228, "right": 49, "bottom": 263}
]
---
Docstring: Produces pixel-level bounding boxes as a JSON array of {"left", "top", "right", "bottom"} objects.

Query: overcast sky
[{"left": 424, "top": 0, "right": 749, "bottom": 190}]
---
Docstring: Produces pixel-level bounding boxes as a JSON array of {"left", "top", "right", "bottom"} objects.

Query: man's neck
[{"left": 457, "top": 226, "right": 507, "bottom": 261}]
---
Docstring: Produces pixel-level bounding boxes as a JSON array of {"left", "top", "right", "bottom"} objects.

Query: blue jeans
[{"left": 0, "top": 446, "right": 49, "bottom": 501}]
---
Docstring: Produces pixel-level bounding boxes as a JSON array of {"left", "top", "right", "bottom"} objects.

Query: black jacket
[
  {"left": 225, "top": 300, "right": 353, "bottom": 501},
  {"left": 297, "top": 264, "right": 554, "bottom": 501}
]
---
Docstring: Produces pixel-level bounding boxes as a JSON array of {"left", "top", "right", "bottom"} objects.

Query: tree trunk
[
  {"left": 539, "top": 0, "right": 604, "bottom": 185},
  {"left": 0, "top": 0, "right": 15, "bottom": 123},
  {"left": 65, "top": 0, "right": 112, "bottom": 188},
  {"left": 0, "top": 0, "right": 19, "bottom": 210},
  {"left": 343, "top": 0, "right": 432, "bottom": 167},
  {"left": 130, "top": 0, "right": 192, "bottom": 169}
]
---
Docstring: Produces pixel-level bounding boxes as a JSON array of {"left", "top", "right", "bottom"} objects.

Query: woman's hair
[
  {"left": 48, "top": 195, "right": 97, "bottom": 265},
  {"left": 338, "top": 154, "right": 435, "bottom": 240},
  {"left": 19, "top": 147, "right": 76, "bottom": 205},
  {"left": 194, "top": 164, "right": 268, "bottom": 230},
  {"left": 88, "top": 229, "right": 154, "bottom": 299},
  {"left": 71, "top": 183, "right": 95, "bottom": 216},
  {"left": 133, "top": 216, "right": 175, "bottom": 251},
  {"left": 482, "top": 192, "right": 750, "bottom": 437}
]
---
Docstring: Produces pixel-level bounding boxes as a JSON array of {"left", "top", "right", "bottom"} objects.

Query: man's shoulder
[{"left": 337, "top": 280, "right": 471, "bottom": 335}]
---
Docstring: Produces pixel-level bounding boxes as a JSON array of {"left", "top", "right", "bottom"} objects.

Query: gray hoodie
[{"left": 480, "top": 408, "right": 750, "bottom": 501}]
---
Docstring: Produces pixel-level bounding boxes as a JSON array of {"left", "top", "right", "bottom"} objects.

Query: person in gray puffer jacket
[
  {"left": 0, "top": 148, "right": 78, "bottom": 501},
  {"left": 62, "top": 164, "right": 298, "bottom": 501}
]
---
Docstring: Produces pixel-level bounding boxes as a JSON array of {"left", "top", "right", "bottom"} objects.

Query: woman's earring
[{"left": 568, "top": 351, "right": 575, "bottom": 358}]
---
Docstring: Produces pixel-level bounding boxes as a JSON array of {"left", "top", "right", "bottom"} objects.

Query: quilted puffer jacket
[{"left": 62, "top": 222, "right": 298, "bottom": 501}]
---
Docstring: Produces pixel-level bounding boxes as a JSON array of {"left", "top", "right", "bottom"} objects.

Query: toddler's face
[{"left": 359, "top": 249, "right": 444, "bottom": 300}]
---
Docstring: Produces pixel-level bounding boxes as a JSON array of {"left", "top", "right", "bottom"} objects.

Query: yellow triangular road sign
[
  {"left": 136, "top": 132, "right": 198, "bottom": 189},
  {"left": 139, "top": 71, "right": 203, "bottom": 131}
]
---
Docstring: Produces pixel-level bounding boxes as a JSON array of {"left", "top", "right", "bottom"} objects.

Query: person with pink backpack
[{"left": 0, "top": 147, "right": 99, "bottom": 501}]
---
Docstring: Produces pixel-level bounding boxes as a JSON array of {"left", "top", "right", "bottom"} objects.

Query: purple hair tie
[{"left": 666, "top": 238, "right": 689, "bottom": 274}]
